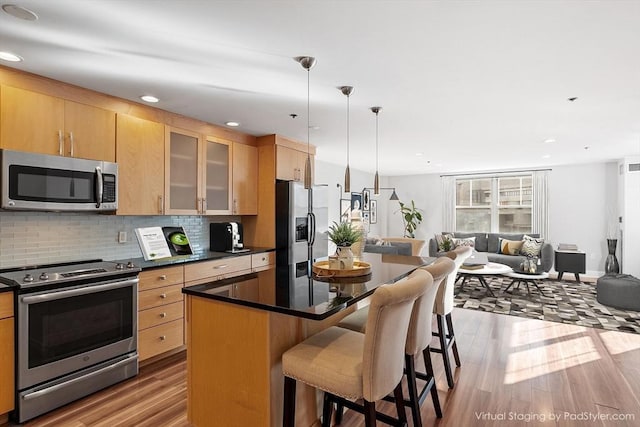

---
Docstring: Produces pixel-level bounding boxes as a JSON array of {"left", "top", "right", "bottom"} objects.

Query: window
[{"left": 455, "top": 175, "right": 532, "bottom": 233}]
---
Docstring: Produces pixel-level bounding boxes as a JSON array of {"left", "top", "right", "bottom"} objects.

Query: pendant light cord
[
  {"left": 375, "top": 111, "right": 379, "bottom": 172},
  {"left": 307, "top": 68, "right": 310, "bottom": 161},
  {"left": 346, "top": 95, "right": 350, "bottom": 166}
]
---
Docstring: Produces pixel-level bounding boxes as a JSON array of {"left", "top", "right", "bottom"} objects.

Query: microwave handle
[{"left": 95, "top": 166, "right": 103, "bottom": 208}]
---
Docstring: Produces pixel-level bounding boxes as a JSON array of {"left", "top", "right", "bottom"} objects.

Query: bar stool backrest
[{"left": 435, "top": 246, "right": 473, "bottom": 314}]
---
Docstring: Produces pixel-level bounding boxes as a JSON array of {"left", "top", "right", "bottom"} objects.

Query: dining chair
[
  {"left": 430, "top": 245, "right": 472, "bottom": 388},
  {"left": 282, "top": 268, "right": 433, "bottom": 427},
  {"left": 337, "top": 257, "right": 455, "bottom": 427}
]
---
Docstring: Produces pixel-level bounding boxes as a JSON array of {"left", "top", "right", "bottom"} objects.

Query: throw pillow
[
  {"left": 434, "top": 233, "right": 454, "bottom": 252},
  {"left": 452, "top": 236, "right": 476, "bottom": 249},
  {"left": 520, "top": 235, "right": 544, "bottom": 257},
  {"left": 499, "top": 238, "right": 524, "bottom": 255}
]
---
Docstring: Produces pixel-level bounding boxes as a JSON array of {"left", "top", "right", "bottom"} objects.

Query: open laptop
[{"left": 463, "top": 251, "right": 488, "bottom": 266}]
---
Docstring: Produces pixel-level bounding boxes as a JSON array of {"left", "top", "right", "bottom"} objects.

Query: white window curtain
[
  {"left": 441, "top": 175, "right": 455, "bottom": 232},
  {"left": 531, "top": 170, "right": 549, "bottom": 239}
]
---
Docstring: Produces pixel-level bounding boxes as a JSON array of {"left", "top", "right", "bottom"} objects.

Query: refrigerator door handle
[{"left": 308, "top": 212, "right": 316, "bottom": 246}]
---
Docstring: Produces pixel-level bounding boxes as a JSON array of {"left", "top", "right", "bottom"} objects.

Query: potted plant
[
  {"left": 327, "top": 221, "right": 364, "bottom": 269},
  {"left": 398, "top": 200, "right": 423, "bottom": 238}
]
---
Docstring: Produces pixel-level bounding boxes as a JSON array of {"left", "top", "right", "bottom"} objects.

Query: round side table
[{"left": 503, "top": 271, "right": 549, "bottom": 296}]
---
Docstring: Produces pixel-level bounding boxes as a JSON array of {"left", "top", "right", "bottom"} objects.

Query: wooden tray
[{"left": 312, "top": 260, "right": 371, "bottom": 278}]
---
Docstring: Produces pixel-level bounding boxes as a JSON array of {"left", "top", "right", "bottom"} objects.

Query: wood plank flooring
[{"left": 6, "top": 308, "right": 640, "bottom": 427}]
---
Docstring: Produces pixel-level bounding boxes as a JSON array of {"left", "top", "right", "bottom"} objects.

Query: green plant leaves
[{"left": 327, "top": 221, "right": 364, "bottom": 246}]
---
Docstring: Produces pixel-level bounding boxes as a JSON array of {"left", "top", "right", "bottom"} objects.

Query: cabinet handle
[
  {"left": 202, "top": 198, "right": 207, "bottom": 213},
  {"left": 58, "top": 130, "right": 64, "bottom": 156},
  {"left": 69, "top": 131, "right": 75, "bottom": 157},
  {"left": 160, "top": 312, "right": 167, "bottom": 318},
  {"left": 159, "top": 275, "right": 167, "bottom": 280},
  {"left": 160, "top": 335, "right": 166, "bottom": 341},
  {"left": 262, "top": 257, "right": 266, "bottom": 261},
  {"left": 158, "top": 196, "right": 164, "bottom": 214},
  {"left": 213, "top": 264, "right": 228, "bottom": 270},
  {"left": 160, "top": 293, "right": 167, "bottom": 299},
  {"left": 233, "top": 199, "right": 237, "bottom": 214}
]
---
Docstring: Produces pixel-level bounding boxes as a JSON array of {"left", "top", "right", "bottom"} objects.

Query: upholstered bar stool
[
  {"left": 430, "top": 246, "right": 472, "bottom": 389},
  {"left": 337, "top": 258, "right": 455, "bottom": 427},
  {"left": 282, "top": 269, "right": 433, "bottom": 427}
]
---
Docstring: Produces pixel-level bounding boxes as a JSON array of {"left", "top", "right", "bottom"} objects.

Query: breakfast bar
[{"left": 182, "top": 252, "right": 433, "bottom": 427}]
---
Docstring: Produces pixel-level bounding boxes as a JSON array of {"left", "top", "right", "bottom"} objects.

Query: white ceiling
[{"left": 1, "top": 0, "right": 639, "bottom": 175}]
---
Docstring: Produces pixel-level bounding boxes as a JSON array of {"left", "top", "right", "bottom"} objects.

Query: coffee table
[
  {"left": 503, "top": 271, "right": 549, "bottom": 296},
  {"left": 456, "top": 262, "right": 512, "bottom": 297}
]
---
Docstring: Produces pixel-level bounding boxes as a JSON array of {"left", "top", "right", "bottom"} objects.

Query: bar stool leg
[
  {"left": 445, "top": 313, "right": 461, "bottom": 367},
  {"left": 283, "top": 376, "right": 296, "bottom": 427},
  {"left": 404, "top": 354, "right": 422, "bottom": 427},
  {"left": 393, "top": 382, "right": 408, "bottom": 425},
  {"left": 321, "top": 393, "right": 333, "bottom": 427},
  {"left": 422, "top": 347, "right": 443, "bottom": 418},
  {"left": 437, "top": 314, "right": 455, "bottom": 388},
  {"left": 363, "top": 400, "right": 377, "bottom": 427}
]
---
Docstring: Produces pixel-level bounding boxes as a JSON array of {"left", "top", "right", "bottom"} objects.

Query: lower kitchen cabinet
[
  {"left": 0, "top": 293, "right": 14, "bottom": 419},
  {"left": 138, "top": 266, "right": 185, "bottom": 362}
]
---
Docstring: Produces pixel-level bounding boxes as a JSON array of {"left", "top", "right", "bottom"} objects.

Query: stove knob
[
  {"left": 23, "top": 274, "right": 34, "bottom": 282},
  {"left": 115, "top": 263, "right": 125, "bottom": 270},
  {"left": 39, "top": 273, "right": 49, "bottom": 281},
  {"left": 127, "top": 261, "right": 136, "bottom": 269}
]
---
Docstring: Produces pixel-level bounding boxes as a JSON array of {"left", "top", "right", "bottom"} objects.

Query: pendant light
[
  {"left": 295, "top": 56, "right": 316, "bottom": 189},
  {"left": 340, "top": 86, "right": 354, "bottom": 193},
  {"left": 370, "top": 106, "right": 382, "bottom": 195}
]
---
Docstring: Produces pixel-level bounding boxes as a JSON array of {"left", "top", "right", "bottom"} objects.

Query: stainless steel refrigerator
[{"left": 275, "top": 180, "right": 329, "bottom": 307}]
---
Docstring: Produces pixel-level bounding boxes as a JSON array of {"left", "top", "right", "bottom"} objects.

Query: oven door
[{"left": 17, "top": 277, "right": 138, "bottom": 389}]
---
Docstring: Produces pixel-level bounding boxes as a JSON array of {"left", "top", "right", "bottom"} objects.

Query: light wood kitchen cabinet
[
  {"left": 232, "top": 142, "right": 258, "bottom": 215},
  {"left": 137, "top": 266, "right": 184, "bottom": 362},
  {"left": 116, "top": 114, "right": 165, "bottom": 215},
  {"left": 251, "top": 251, "right": 275, "bottom": 273},
  {"left": 0, "top": 85, "right": 115, "bottom": 161},
  {"left": 0, "top": 293, "right": 14, "bottom": 418},
  {"left": 276, "top": 144, "right": 314, "bottom": 183},
  {"left": 184, "top": 255, "right": 252, "bottom": 285},
  {"left": 165, "top": 127, "right": 233, "bottom": 215}
]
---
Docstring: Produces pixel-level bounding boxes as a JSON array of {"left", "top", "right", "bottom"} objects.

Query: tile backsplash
[{"left": 0, "top": 212, "right": 238, "bottom": 269}]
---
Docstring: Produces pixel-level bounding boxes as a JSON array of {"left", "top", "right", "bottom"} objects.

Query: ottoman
[{"left": 596, "top": 274, "right": 640, "bottom": 311}]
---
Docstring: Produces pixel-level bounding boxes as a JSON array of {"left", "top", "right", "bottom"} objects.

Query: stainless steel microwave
[{"left": 1, "top": 149, "right": 118, "bottom": 211}]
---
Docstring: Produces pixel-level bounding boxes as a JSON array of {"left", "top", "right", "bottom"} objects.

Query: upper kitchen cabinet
[
  {"left": 232, "top": 142, "right": 258, "bottom": 215},
  {"left": 165, "top": 128, "right": 233, "bottom": 215},
  {"left": 203, "top": 136, "right": 232, "bottom": 215},
  {"left": 276, "top": 144, "right": 314, "bottom": 183},
  {"left": 0, "top": 86, "right": 115, "bottom": 161},
  {"left": 116, "top": 114, "right": 165, "bottom": 215}
]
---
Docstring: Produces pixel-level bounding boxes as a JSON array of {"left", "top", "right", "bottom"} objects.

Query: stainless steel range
[{"left": 0, "top": 259, "right": 140, "bottom": 423}]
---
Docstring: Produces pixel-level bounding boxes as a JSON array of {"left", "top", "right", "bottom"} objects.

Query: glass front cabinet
[{"left": 165, "top": 127, "right": 232, "bottom": 215}]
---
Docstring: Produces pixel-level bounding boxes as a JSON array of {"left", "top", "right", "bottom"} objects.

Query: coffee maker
[{"left": 210, "top": 222, "right": 250, "bottom": 253}]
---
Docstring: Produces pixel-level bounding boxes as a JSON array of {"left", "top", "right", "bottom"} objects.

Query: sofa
[
  {"left": 364, "top": 237, "right": 426, "bottom": 256},
  {"left": 428, "top": 232, "right": 554, "bottom": 272}
]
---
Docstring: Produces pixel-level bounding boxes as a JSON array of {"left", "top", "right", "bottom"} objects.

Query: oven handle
[
  {"left": 20, "top": 278, "right": 139, "bottom": 304},
  {"left": 21, "top": 353, "right": 138, "bottom": 401}
]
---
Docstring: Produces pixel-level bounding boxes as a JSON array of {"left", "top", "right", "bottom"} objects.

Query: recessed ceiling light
[
  {"left": 140, "top": 95, "right": 159, "bottom": 103},
  {"left": 542, "top": 154, "right": 551, "bottom": 159},
  {"left": 543, "top": 138, "right": 556, "bottom": 144},
  {"left": 0, "top": 51, "right": 23, "bottom": 62},
  {"left": 225, "top": 121, "right": 240, "bottom": 127},
  {"left": 2, "top": 4, "right": 38, "bottom": 21}
]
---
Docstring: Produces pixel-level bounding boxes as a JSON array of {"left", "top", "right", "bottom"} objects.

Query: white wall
[
  {"left": 383, "top": 162, "right": 621, "bottom": 275},
  {"left": 619, "top": 156, "right": 640, "bottom": 277}
]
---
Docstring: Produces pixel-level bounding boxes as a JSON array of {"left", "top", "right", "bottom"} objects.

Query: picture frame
[
  {"left": 363, "top": 211, "right": 370, "bottom": 224},
  {"left": 340, "top": 199, "right": 351, "bottom": 222},
  {"left": 362, "top": 190, "right": 370, "bottom": 211},
  {"left": 350, "top": 192, "right": 362, "bottom": 212},
  {"left": 370, "top": 200, "right": 377, "bottom": 224}
]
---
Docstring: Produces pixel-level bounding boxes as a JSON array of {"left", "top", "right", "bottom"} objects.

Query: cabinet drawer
[
  {"left": 139, "top": 301, "right": 183, "bottom": 330},
  {"left": 0, "top": 293, "right": 12, "bottom": 320},
  {"left": 184, "top": 256, "right": 251, "bottom": 283},
  {"left": 139, "top": 266, "right": 183, "bottom": 290},
  {"left": 251, "top": 252, "right": 274, "bottom": 272},
  {"left": 139, "top": 284, "right": 183, "bottom": 311},
  {"left": 138, "top": 319, "right": 183, "bottom": 361}
]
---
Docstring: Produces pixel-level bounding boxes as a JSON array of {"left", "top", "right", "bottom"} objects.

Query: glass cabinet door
[
  {"left": 203, "top": 137, "right": 232, "bottom": 214},
  {"left": 167, "top": 129, "right": 200, "bottom": 214}
]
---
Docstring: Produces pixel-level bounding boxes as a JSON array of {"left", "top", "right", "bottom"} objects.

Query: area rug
[{"left": 453, "top": 276, "right": 640, "bottom": 334}]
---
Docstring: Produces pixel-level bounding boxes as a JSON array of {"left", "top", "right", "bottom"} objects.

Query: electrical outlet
[{"left": 118, "top": 231, "right": 127, "bottom": 243}]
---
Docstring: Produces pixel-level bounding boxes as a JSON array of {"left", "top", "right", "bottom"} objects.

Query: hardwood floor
[{"left": 6, "top": 308, "right": 640, "bottom": 426}]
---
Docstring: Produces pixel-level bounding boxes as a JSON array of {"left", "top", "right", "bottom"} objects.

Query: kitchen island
[{"left": 182, "top": 252, "right": 433, "bottom": 427}]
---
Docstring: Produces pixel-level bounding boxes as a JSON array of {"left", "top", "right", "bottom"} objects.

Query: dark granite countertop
[
  {"left": 111, "top": 247, "right": 274, "bottom": 271},
  {"left": 182, "top": 252, "right": 435, "bottom": 320}
]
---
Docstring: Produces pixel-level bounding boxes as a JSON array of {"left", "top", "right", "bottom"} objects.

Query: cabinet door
[
  {"left": 116, "top": 114, "right": 165, "bottom": 215},
  {"left": 0, "top": 317, "right": 14, "bottom": 414},
  {"left": 165, "top": 127, "right": 201, "bottom": 214},
  {"left": 0, "top": 85, "right": 64, "bottom": 155},
  {"left": 276, "top": 145, "right": 298, "bottom": 181},
  {"left": 203, "top": 137, "right": 232, "bottom": 214},
  {"left": 232, "top": 142, "right": 258, "bottom": 215},
  {"left": 64, "top": 100, "right": 116, "bottom": 161},
  {"left": 297, "top": 150, "right": 314, "bottom": 185}
]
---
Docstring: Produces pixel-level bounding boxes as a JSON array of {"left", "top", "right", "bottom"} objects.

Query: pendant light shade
[
  {"left": 390, "top": 189, "right": 399, "bottom": 201},
  {"left": 340, "top": 86, "right": 354, "bottom": 193},
  {"left": 370, "top": 106, "right": 382, "bottom": 195},
  {"left": 295, "top": 56, "right": 316, "bottom": 189}
]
